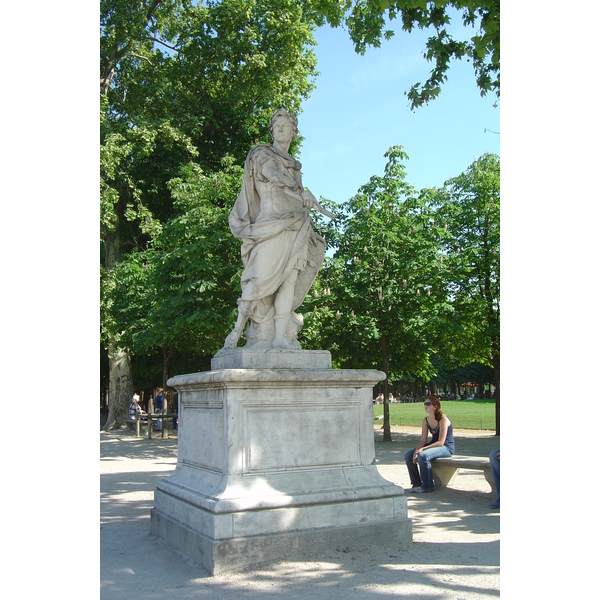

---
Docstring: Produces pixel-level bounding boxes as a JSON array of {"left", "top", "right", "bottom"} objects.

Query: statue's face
[{"left": 271, "top": 117, "right": 295, "bottom": 145}]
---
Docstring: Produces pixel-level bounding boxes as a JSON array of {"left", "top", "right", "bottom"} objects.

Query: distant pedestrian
[
  {"left": 489, "top": 450, "right": 500, "bottom": 509},
  {"left": 128, "top": 394, "right": 146, "bottom": 428},
  {"left": 405, "top": 396, "right": 455, "bottom": 493},
  {"left": 154, "top": 388, "right": 164, "bottom": 431},
  {"left": 169, "top": 391, "right": 178, "bottom": 429}
]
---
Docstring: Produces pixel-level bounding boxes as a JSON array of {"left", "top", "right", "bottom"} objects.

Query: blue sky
[{"left": 297, "top": 20, "right": 500, "bottom": 204}]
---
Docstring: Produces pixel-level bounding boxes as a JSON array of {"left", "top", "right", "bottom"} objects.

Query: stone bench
[{"left": 432, "top": 455, "right": 494, "bottom": 491}]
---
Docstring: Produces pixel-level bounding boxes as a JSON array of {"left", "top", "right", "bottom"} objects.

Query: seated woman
[{"left": 404, "top": 396, "right": 455, "bottom": 493}]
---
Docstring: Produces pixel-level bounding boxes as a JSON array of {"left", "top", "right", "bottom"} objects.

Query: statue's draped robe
[{"left": 229, "top": 144, "right": 325, "bottom": 346}]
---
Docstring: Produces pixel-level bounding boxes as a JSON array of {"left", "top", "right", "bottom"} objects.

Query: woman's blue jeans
[
  {"left": 489, "top": 449, "right": 500, "bottom": 499},
  {"left": 404, "top": 445, "right": 453, "bottom": 491}
]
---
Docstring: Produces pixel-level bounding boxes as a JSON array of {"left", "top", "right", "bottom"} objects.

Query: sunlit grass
[{"left": 373, "top": 400, "right": 496, "bottom": 430}]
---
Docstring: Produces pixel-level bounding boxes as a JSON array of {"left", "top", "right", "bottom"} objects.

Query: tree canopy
[
  {"left": 301, "top": 149, "right": 500, "bottom": 437},
  {"left": 302, "top": 147, "right": 449, "bottom": 374},
  {"left": 105, "top": 159, "right": 245, "bottom": 387},
  {"left": 102, "top": 0, "right": 320, "bottom": 170},
  {"left": 100, "top": 0, "right": 324, "bottom": 428},
  {"left": 314, "top": 0, "right": 500, "bottom": 109}
]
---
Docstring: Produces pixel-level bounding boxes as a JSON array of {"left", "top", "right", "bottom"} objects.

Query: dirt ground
[{"left": 100, "top": 424, "right": 500, "bottom": 599}]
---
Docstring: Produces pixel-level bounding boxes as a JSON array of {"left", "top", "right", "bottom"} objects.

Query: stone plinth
[
  {"left": 211, "top": 347, "right": 332, "bottom": 370},
  {"left": 150, "top": 351, "right": 412, "bottom": 575}
]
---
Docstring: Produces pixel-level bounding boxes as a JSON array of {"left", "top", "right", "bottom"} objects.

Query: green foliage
[
  {"left": 313, "top": 0, "right": 500, "bottom": 109},
  {"left": 434, "top": 152, "right": 500, "bottom": 369},
  {"left": 428, "top": 360, "right": 494, "bottom": 387},
  {"left": 105, "top": 249, "right": 155, "bottom": 350},
  {"left": 102, "top": 0, "right": 320, "bottom": 172},
  {"left": 101, "top": 0, "right": 326, "bottom": 394},
  {"left": 106, "top": 160, "right": 244, "bottom": 361},
  {"left": 302, "top": 149, "right": 499, "bottom": 390},
  {"left": 100, "top": 121, "right": 198, "bottom": 251},
  {"left": 301, "top": 146, "right": 452, "bottom": 379}
]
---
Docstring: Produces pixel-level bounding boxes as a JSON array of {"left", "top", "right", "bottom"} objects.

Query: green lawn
[{"left": 373, "top": 400, "right": 496, "bottom": 430}]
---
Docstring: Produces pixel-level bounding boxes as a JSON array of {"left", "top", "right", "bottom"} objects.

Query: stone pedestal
[{"left": 150, "top": 350, "right": 412, "bottom": 575}]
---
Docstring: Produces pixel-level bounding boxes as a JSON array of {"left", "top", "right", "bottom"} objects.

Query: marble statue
[{"left": 223, "top": 109, "right": 334, "bottom": 350}]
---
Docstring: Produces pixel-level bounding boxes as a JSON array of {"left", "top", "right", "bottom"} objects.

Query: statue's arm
[
  {"left": 301, "top": 188, "right": 319, "bottom": 209},
  {"left": 301, "top": 188, "right": 336, "bottom": 219}
]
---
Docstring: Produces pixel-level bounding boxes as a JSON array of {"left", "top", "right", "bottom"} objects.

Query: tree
[
  {"left": 301, "top": 146, "right": 451, "bottom": 440},
  {"left": 430, "top": 360, "right": 494, "bottom": 397},
  {"left": 435, "top": 153, "right": 500, "bottom": 433},
  {"left": 105, "top": 158, "right": 252, "bottom": 407},
  {"left": 145, "top": 160, "right": 244, "bottom": 383},
  {"left": 302, "top": 149, "right": 499, "bottom": 437},
  {"left": 315, "top": 0, "right": 500, "bottom": 109},
  {"left": 103, "top": 0, "right": 320, "bottom": 171},
  {"left": 100, "top": 115, "right": 198, "bottom": 429},
  {"left": 101, "top": 0, "right": 322, "bottom": 428},
  {"left": 100, "top": 0, "right": 181, "bottom": 96}
]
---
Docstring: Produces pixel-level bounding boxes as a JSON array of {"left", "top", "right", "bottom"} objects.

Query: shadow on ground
[{"left": 100, "top": 427, "right": 499, "bottom": 599}]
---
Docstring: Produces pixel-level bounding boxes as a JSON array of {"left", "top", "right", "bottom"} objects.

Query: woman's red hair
[{"left": 427, "top": 395, "right": 444, "bottom": 422}]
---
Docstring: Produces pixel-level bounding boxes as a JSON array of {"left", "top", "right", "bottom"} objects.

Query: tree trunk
[
  {"left": 381, "top": 336, "right": 391, "bottom": 442},
  {"left": 493, "top": 352, "right": 500, "bottom": 436},
  {"left": 162, "top": 347, "right": 172, "bottom": 393},
  {"left": 104, "top": 342, "right": 133, "bottom": 430},
  {"left": 102, "top": 230, "right": 135, "bottom": 431},
  {"left": 162, "top": 347, "right": 173, "bottom": 416}
]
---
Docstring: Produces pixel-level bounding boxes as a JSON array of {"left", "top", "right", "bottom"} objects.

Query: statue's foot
[{"left": 272, "top": 336, "right": 296, "bottom": 350}]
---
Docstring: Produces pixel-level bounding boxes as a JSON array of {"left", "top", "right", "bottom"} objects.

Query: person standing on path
[
  {"left": 404, "top": 396, "right": 455, "bottom": 493},
  {"left": 154, "top": 388, "right": 164, "bottom": 432},
  {"left": 489, "top": 450, "right": 500, "bottom": 508}
]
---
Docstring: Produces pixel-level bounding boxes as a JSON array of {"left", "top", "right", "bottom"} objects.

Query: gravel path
[{"left": 100, "top": 425, "right": 500, "bottom": 599}]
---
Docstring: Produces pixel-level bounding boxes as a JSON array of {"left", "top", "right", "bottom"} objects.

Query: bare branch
[
  {"left": 151, "top": 36, "right": 179, "bottom": 52},
  {"left": 130, "top": 53, "right": 155, "bottom": 68}
]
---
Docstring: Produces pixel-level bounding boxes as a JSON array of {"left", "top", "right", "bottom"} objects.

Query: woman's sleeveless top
[{"left": 427, "top": 418, "right": 455, "bottom": 454}]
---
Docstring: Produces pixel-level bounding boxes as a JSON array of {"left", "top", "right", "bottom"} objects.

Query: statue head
[{"left": 269, "top": 109, "right": 298, "bottom": 139}]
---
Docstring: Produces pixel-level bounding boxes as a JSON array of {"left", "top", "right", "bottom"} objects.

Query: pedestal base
[
  {"left": 151, "top": 509, "right": 412, "bottom": 576},
  {"left": 151, "top": 352, "right": 412, "bottom": 574}
]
